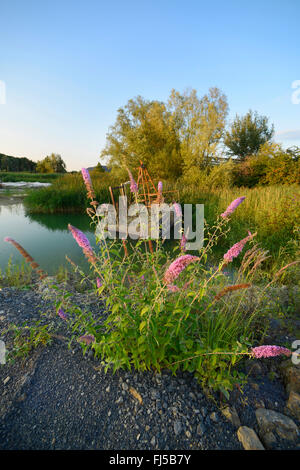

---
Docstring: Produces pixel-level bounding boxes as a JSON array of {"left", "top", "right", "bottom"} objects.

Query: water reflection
[{"left": 0, "top": 190, "right": 95, "bottom": 274}]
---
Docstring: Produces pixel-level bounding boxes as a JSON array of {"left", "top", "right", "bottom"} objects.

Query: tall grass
[
  {"left": 0, "top": 171, "right": 62, "bottom": 183},
  {"left": 24, "top": 173, "right": 114, "bottom": 213},
  {"left": 24, "top": 174, "right": 300, "bottom": 278}
]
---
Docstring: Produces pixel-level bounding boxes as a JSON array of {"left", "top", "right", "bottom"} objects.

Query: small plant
[
  {"left": 4, "top": 320, "right": 53, "bottom": 362},
  {"left": 0, "top": 256, "right": 33, "bottom": 288}
]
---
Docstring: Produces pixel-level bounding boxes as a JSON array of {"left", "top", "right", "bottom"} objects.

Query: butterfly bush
[
  {"left": 6, "top": 174, "right": 296, "bottom": 396},
  {"left": 126, "top": 167, "right": 138, "bottom": 194},
  {"left": 164, "top": 254, "right": 199, "bottom": 285},
  {"left": 251, "top": 345, "right": 291, "bottom": 358},
  {"left": 223, "top": 231, "right": 256, "bottom": 263},
  {"left": 68, "top": 224, "right": 97, "bottom": 264},
  {"left": 221, "top": 196, "right": 245, "bottom": 218}
]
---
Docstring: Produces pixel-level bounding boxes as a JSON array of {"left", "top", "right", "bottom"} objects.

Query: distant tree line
[
  {"left": 0, "top": 152, "right": 67, "bottom": 173},
  {"left": 0, "top": 153, "right": 37, "bottom": 172}
]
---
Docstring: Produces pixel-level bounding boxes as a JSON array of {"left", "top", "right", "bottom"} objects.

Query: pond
[{"left": 0, "top": 188, "right": 95, "bottom": 275}]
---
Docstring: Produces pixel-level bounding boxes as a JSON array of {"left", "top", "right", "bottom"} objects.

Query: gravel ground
[{"left": 0, "top": 285, "right": 299, "bottom": 450}]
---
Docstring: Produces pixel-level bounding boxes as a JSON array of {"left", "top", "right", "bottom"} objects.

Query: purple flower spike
[
  {"left": 81, "top": 168, "right": 95, "bottom": 198},
  {"left": 167, "top": 284, "right": 180, "bottom": 292},
  {"left": 78, "top": 334, "right": 95, "bottom": 345},
  {"left": 58, "top": 308, "right": 67, "bottom": 320},
  {"left": 126, "top": 168, "right": 138, "bottom": 194},
  {"left": 223, "top": 231, "right": 255, "bottom": 263},
  {"left": 251, "top": 345, "right": 291, "bottom": 358},
  {"left": 96, "top": 277, "right": 103, "bottom": 288},
  {"left": 68, "top": 224, "right": 96, "bottom": 264},
  {"left": 164, "top": 254, "right": 199, "bottom": 285},
  {"left": 173, "top": 202, "right": 182, "bottom": 218},
  {"left": 221, "top": 197, "right": 245, "bottom": 218},
  {"left": 158, "top": 181, "right": 163, "bottom": 192}
]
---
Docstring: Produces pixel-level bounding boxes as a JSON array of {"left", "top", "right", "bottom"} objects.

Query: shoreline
[{"left": 0, "top": 281, "right": 299, "bottom": 450}]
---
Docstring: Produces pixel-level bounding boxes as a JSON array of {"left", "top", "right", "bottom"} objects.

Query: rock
[
  {"left": 286, "top": 391, "right": 300, "bottom": 421},
  {"left": 210, "top": 412, "right": 218, "bottom": 423},
  {"left": 174, "top": 421, "right": 182, "bottom": 436},
  {"left": 256, "top": 408, "right": 299, "bottom": 448},
  {"left": 3, "top": 376, "right": 10, "bottom": 385},
  {"left": 279, "top": 360, "right": 300, "bottom": 394},
  {"left": 150, "top": 436, "right": 156, "bottom": 446},
  {"left": 250, "top": 382, "right": 259, "bottom": 391},
  {"left": 237, "top": 426, "right": 265, "bottom": 450},
  {"left": 254, "top": 399, "right": 265, "bottom": 409},
  {"left": 221, "top": 406, "right": 241, "bottom": 428},
  {"left": 196, "top": 422, "right": 205, "bottom": 436},
  {"left": 244, "top": 360, "right": 262, "bottom": 377}
]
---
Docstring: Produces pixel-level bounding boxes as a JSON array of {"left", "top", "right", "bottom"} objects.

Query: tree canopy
[
  {"left": 36, "top": 154, "right": 67, "bottom": 173},
  {"left": 224, "top": 110, "right": 274, "bottom": 160},
  {"left": 100, "top": 87, "right": 228, "bottom": 181}
]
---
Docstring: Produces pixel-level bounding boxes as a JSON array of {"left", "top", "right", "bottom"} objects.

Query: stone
[
  {"left": 3, "top": 376, "right": 10, "bottom": 385},
  {"left": 174, "top": 421, "right": 182, "bottom": 436},
  {"left": 210, "top": 412, "right": 218, "bottom": 423},
  {"left": 256, "top": 408, "right": 299, "bottom": 447},
  {"left": 196, "top": 422, "right": 205, "bottom": 436},
  {"left": 279, "top": 360, "right": 300, "bottom": 394},
  {"left": 221, "top": 406, "right": 241, "bottom": 428},
  {"left": 286, "top": 391, "right": 300, "bottom": 421},
  {"left": 237, "top": 426, "right": 265, "bottom": 450},
  {"left": 150, "top": 436, "right": 156, "bottom": 446}
]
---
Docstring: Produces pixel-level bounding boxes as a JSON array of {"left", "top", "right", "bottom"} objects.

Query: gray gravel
[{"left": 0, "top": 286, "right": 299, "bottom": 450}]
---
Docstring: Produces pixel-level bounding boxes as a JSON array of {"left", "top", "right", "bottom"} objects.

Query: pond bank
[{"left": 0, "top": 282, "right": 299, "bottom": 450}]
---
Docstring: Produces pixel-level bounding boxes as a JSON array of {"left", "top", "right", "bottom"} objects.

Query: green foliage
[
  {"left": 0, "top": 153, "right": 36, "bottom": 172},
  {"left": 52, "top": 195, "right": 288, "bottom": 396},
  {"left": 24, "top": 173, "right": 115, "bottom": 213},
  {"left": 0, "top": 171, "right": 61, "bottom": 183},
  {"left": 233, "top": 143, "right": 300, "bottom": 187},
  {"left": 101, "top": 96, "right": 183, "bottom": 180},
  {"left": 36, "top": 153, "right": 67, "bottom": 173},
  {"left": 5, "top": 321, "right": 52, "bottom": 362},
  {"left": 0, "top": 257, "right": 33, "bottom": 288},
  {"left": 101, "top": 87, "right": 228, "bottom": 180},
  {"left": 168, "top": 87, "right": 228, "bottom": 175},
  {"left": 224, "top": 110, "right": 274, "bottom": 160}
]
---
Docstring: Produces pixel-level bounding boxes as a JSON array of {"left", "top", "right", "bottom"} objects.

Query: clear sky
[{"left": 0, "top": 0, "right": 299, "bottom": 171}]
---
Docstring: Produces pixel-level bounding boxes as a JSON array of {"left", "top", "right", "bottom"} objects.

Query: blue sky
[{"left": 0, "top": 0, "right": 299, "bottom": 171}]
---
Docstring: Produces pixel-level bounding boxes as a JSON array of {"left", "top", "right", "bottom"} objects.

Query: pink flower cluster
[
  {"left": 81, "top": 168, "right": 92, "bottom": 188},
  {"left": 221, "top": 197, "right": 245, "bottom": 218},
  {"left": 158, "top": 181, "right": 163, "bottom": 192},
  {"left": 78, "top": 334, "right": 95, "bottom": 345},
  {"left": 68, "top": 224, "right": 96, "bottom": 264},
  {"left": 223, "top": 231, "right": 255, "bottom": 263},
  {"left": 58, "top": 308, "right": 67, "bottom": 320},
  {"left": 251, "top": 345, "right": 291, "bottom": 358},
  {"left": 96, "top": 277, "right": 103, "bottom": 288},
  {"left": 173, "top": 202, "right": 182, "bottom": 218},
  {"left": 127, "top": 168, "right": 138, "bottom": 194},
  {"left": 81, "top": 168, "right": 95, "bottom": 199},
  {"left": 164, "top": 254, "right": 199, "bottom": 285}
]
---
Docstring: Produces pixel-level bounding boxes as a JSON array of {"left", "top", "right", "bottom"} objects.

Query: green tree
[
  {"left": 100, "top": 87, "right": 228, "bottom": 183},
  {"left": 36, "top": 153, "right": 67, "bottom": 173},
  {"left": 101, "top": 96, "right": 182, "bottom": 180},
  {"left": 168, "top": 87, "right": 228, "bottom": 182},
  {"left": 224, "top": 110, "right": 274, "bottom": 160}
]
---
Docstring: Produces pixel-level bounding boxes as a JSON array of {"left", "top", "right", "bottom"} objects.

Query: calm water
[{"left": 0, "top": 188, "right": 95, "bottom": 275}]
